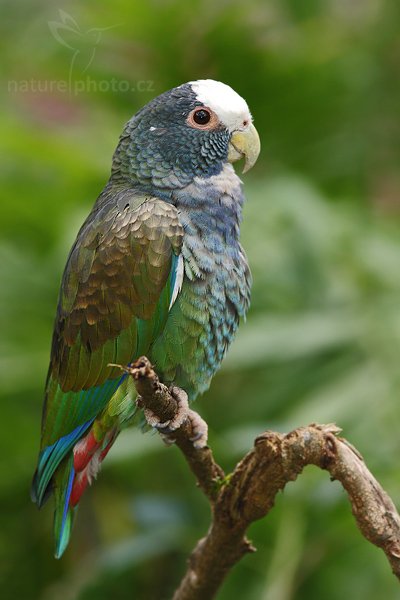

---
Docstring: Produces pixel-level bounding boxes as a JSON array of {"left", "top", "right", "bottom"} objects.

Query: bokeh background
[{"left": 1, "top": 1, "right": 400, "bottom": 598}]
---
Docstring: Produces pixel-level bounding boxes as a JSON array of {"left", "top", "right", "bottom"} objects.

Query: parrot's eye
[
  {"left": 193, "top": 109, "right": 211, "bottom": 125},
  {"left": 187, "top": 106, "right": 218, "bottom": 130}
]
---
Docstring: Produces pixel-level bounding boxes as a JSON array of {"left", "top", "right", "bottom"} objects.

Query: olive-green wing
[{"left": 33, "top": 190, "right": 183, "bottom": 505}]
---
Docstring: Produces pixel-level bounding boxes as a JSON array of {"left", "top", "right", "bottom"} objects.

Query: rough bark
[{"left": 122, "top": 357, "right": 400, "bottom": 599}]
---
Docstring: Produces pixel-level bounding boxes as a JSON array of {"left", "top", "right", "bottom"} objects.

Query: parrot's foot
[
  {"left": 143, "top": 385, "right": 189, "bottom": 432},
  {"left": 187, "top": 409, "right": 208, "bottom": 449},
  {"left": 160, "top": 408, "right": 208, "bottom": 449},
  {"left": 166, "top": 387, "right": 208, "bottom": 449},
  {"left": 141, "top": 384, "right": 208, "bottom": 449}
]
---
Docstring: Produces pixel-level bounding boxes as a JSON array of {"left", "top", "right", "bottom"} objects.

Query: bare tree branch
[
  {"left": 126, "top": 357, "right": 224, "bottom": 503},
  {"left": 123, "top": 357, "right": 400, "bottom": 600}
]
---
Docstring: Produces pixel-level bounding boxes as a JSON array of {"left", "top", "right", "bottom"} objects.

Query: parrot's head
[{"left": 111, "top": 79, "right": 260, "bottom": 190}]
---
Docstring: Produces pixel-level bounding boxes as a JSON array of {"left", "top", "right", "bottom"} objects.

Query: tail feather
[
  {"left": 54, "top": 455, "right": 76, "bottom": 559},
  {"left": 53, "top": 429, "right": 119, "bottom": 557}
]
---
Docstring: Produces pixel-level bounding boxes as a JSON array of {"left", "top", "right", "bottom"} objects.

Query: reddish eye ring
[{"left": 187, "top": 106, "right": 219, "bottom": 130}]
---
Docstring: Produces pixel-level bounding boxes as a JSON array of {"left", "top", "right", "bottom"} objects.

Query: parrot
[{"left": 31, "top": 79, "right": 260, "bottom": 558}]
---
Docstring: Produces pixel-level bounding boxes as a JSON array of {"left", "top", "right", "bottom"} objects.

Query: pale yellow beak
[{"left": 227, "top": 123, "right": 261, "bottom": 173}]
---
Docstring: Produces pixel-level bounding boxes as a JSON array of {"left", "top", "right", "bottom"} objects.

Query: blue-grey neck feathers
[{"left": 111, "top": 83, "right": 230, "bottom": 191}]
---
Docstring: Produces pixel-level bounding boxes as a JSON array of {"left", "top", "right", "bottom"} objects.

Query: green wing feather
[{"left": 33, "top": 189, "right": 183, "bottom": 505}]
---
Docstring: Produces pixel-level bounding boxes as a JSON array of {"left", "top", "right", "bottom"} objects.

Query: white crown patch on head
[{"left": 189, "top": 79, "right": 252, "bottom": 132}]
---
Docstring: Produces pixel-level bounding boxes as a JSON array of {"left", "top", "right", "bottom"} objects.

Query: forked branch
[{"left": 122, "top": 357, "right": 400, "bottom": 600}]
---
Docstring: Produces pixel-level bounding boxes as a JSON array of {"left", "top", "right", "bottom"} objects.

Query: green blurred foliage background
[{"left": 1, "top": 0, "right": 400, "bottom": 598}]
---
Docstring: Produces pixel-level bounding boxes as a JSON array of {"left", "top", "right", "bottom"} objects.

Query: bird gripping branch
[{"left": 31, "top": 79, "right": 260, "bottom": 557}]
